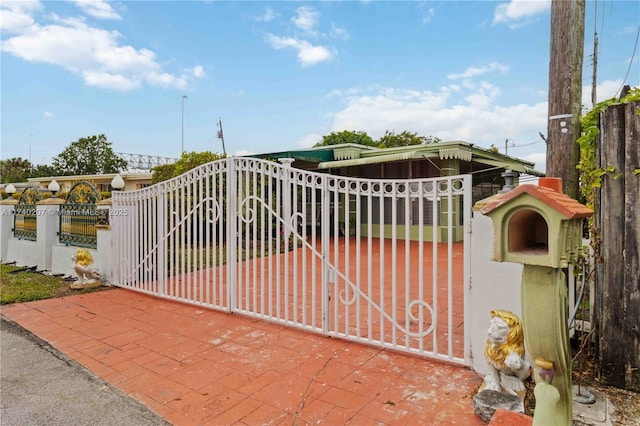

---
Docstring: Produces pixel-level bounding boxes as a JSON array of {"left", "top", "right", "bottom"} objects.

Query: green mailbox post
[{"left": 480, "top": 178, "right": 593, "bottom": 426}]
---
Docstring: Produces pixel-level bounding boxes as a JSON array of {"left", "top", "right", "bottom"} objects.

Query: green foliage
[
  {"left": 151, "top": 151, "right": 226, "bottom": 183},
  {"left": 30, "top": 164, "right": 60, "bottom": 178},
  {"left": 315, "top": 129, "right": 441, "bottom": 149},
  {"left": 52, "top": 134, "right": 127, "bottom": 176},
  {"left": 577, "top": 87, "right": 640, "bottom": 263},
  {"left": 173, "top": 151, "right": 226, "bottom": 176},
  {"left": 314, "top": 130, "right": 376, "bottom": 147},
  {"left": 1, "top": 157, "right": 32, "bottom": 183},
  {"left": 377, "top": 130, "right": 440, "bottom": 148},
  {"left": 577, "top": 87, "right": 640, "bottom": 209},
  {"left": 151, "top": 164, "right": 176, "bottom": 184},
  {"left": 0, "top": 264, "right": 106, "bottom": 304}
]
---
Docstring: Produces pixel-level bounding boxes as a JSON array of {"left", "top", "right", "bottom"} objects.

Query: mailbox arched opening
[{"left": 508, "top": 208, "right": 548, "bottom": 255}]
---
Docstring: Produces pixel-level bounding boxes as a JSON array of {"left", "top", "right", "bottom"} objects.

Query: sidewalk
[
  {"left": 1, "top": 288, "right": 484, "bottom": 425},
  {"left": 1, "top": 316, "right": 168, "bottom": 426}
]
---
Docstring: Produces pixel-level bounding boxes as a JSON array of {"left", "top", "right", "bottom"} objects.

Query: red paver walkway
[{"left": 1, "top": 288, "right": 484, "bottom": 425}]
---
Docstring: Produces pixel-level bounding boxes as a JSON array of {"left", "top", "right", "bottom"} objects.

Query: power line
[
  {"left": 616, "top": 24, "right": 640, "bottom": 97},
  {"left": 591, "top": 0, "right": 599, "bottom": 107}
]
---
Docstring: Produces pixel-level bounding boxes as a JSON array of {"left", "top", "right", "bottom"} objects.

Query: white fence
[
  {"left": 0, "top": 165, "right": 593, "bottom": 375},
  {"left": 111, "top": 158, "right": 472, "bottom": 365}
]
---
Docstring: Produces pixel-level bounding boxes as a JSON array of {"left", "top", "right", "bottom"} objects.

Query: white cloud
[
  {"left": 192, "top": 65, "right": 206, "bottom": 78},
  {"left": 71, "top": 0, "right": 121, "bottom": 20},
  {"left": 330, "top": 23, "right": 349, "bottom": 40},
  {"left": 0, "top": 6, "right": 204, "bottom": 91},
  {"left": 292, "top": 6, "right": 319, "bottom": 36},
  {"left": 43, "top": 111, "right": 55, "bottom": 118},
  {"left": 522, "top": 152, "right": 546, "bottom": 173},
  {"left": 422, "top": 8, "right": 435, "bottom": 24},
  {"left": 298, "top": 133, "right": 322, "bottom": 148},
  {"left": 82, "top": 70, "right": 140, "bottom": 91},
  {"left": 493, "top": 0, "right": 550, "bottom": 28},
  {"left": 582, "top": 79, "right": 624, "bottom": 110},
  {"left": 447, "top": 62, "right": 510, "bottom": 80},
  {"left": 254, "top": 7, "right": 277, "bottom": 23},
  {"left": 266, "top": 34, "right": 333, "bottom": 66},
  {"left": 0, "top": 1, "right": 42, "bottom": 33},
  {"left": 329, "top": 86, "right": 548, "bottom": 156}
]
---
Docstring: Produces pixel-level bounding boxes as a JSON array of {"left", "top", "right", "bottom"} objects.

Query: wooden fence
[{"left": 596, "top": 100, "right": 639, "bottom": 390}]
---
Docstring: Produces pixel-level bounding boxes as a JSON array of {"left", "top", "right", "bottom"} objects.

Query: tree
[
  {"left": 377, "top": 130, "right": 440, "bottom": 148},
  {"left": 0, "top": 157, "right": 32, "bottom": 183},
  {"left": 151, "top": 164, "right": 176, "bottom": 184},
  {"left": 151, "top": 151, "right": 225, "bottom": 183},
  {"left": 52, "top": 134, "right": 127, "bottom": 176},
  {"left": 314, "top": 130, "right": 376, "bottom": 147},
  {"left": 30, "top": 164, "right": 60, "bottom": 179}
]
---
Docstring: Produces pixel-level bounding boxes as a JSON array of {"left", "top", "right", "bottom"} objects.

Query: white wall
[
  {"left": 469, "top": 210, "right": 524, "bottom": 375},
  {"left": 6, "top": 239, "right": 38, "bottom": 267},
  {"left": 2, "top": 202, "right": 109, "bottom": 281}
]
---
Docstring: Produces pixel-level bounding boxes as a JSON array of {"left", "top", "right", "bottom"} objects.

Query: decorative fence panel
[
  {"left": 112, "top": 158, "right": 472, "bottom": 365},
  {"left": 59, "top": 181, "right": 101, "bottom": 249},
  {"left": 13, "top": 186, "right": 42, "bottom": 241}
]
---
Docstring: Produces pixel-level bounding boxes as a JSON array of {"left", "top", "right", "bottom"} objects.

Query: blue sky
[{"left": 1, "top": 1, "right": 639, "bottom": 173}]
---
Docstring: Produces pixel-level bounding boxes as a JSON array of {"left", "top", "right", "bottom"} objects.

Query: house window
[{"left": 136, "top": 183, "right": 150, "bottom": 189}]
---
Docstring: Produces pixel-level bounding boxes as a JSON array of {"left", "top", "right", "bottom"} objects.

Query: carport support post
[
  {"left": 279, "top": 158, "right": 295, "bottom": 240},
  {"left": 0, "top": 199, "right": 17, "bottom": 262},
  {"left": 36, "top": 198, "right": 64, "bottom": 271},
  {"left": 521, "top": 265, "right": 572, "bottom": 426}
]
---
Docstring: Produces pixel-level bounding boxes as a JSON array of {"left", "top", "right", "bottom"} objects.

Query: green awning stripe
[{"left": 317, "top": 151, "right": 419, "bottom": 169}]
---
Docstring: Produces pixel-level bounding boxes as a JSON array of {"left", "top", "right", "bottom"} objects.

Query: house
[
  {"left": 26, "top": 172, "right": 152, "bottom": 195},
  {"left": 249, "top": 140, "right": 543, "bottom": 242},
  {"left": 250, "top": 140, "right": 544, "bottom": 204}
]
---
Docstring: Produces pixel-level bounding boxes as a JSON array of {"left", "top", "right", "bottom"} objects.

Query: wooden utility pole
[{"left": 546, "top": 0, "right": 585, "bottom": 199}]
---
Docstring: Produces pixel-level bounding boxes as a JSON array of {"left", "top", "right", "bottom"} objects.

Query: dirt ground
[{"left": 573, "top": 357, "right": 640, "bottom": 426}]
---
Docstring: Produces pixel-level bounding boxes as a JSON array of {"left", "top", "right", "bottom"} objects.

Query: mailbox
[
  {"left": 478, "top": 177, "right": 593, "bottom": 426},
  {"left": 479, "top": 178, "right": 592, "bottom": 269}
]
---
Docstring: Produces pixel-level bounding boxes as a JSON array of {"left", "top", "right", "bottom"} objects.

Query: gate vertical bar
[
  {"left": 157, "top": 191, "right": 166, "bottom": 295},
  {"left": 462, "top": 174, "right": 472, "bottom": 363},
  {"left": 447, "top": 177, "right": 454, "bottom": 357},
  {"left": 226, "top": 157, "right": 237, "bottom": 311},
  {"left": 321, "top": 174, "right": 330, "bottom": 334}
]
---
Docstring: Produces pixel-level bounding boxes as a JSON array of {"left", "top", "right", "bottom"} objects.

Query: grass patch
[{"left": 0, "top": 264, "right": 108, "bottom": 305}]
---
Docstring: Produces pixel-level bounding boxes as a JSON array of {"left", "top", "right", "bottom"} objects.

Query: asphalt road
[{"left": 0, "top": 316, "right": 169, "bottom": 426}]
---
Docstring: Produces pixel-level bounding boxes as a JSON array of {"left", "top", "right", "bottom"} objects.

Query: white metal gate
[{"left": 111, "top": 158, "right": 471, "bottom": 365}]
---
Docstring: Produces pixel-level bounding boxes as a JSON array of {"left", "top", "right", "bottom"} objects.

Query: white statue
[
  {"left": 482, "top": 310, "right": 531, "bottom": 398},
  {"left": 71, "top": 248, "right": 102, "bottom": 289}
]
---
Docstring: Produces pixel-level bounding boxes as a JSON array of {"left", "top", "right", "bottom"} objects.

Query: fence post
[
  {"left": 36, "top": 198, "right": 64, "bottom": 270},
  {"left": 95, "top": 199, "right": 112, "bottom": 284},
  {"left": 279, "top": 158, "right": 295, "bottom": 239},
  {"left": 0, "top": 198, "right": 17, "bottom": 262},
  {"left": 226, "top": 157, "right": 237, "bottom": 311}
]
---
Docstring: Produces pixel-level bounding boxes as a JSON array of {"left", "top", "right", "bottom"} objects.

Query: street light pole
[
  {"left": 181, "top": 95, "right": 188, "bottom": 155},
  {"left": 29, "top": 134, "right": 33, "bottom": 174}
]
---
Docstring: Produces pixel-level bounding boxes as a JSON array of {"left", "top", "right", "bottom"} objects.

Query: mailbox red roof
[{"left": 480, "top": 181, "right": 593, "bottom": 219}]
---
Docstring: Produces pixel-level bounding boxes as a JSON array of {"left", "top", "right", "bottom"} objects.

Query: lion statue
[
  {"left": 71, "top": 248, "right": 102, "bottom": 288},
  {"left": 482, "top": 310, "right": 531, "bottom": 397}
]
